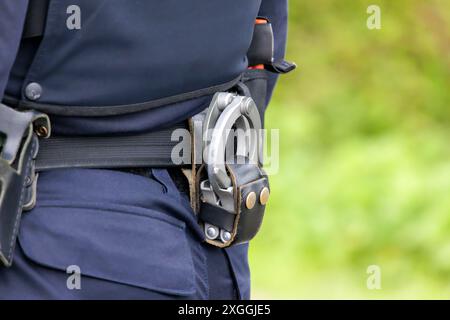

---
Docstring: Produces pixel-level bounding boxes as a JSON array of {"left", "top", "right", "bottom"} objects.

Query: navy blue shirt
[
  {"left": 1, "top": 0, "right": 287, "bottom": 135},
  {"left": 0, "top": 0, "right": 29, "bottom": 99}
]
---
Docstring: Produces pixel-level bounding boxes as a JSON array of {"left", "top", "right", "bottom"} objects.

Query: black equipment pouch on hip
[
  {"left": 192, "top": 93, "right": 270, "bottom": 247},
  {"left": 0, "top": 103, "right": 50, "bottom": 267}
]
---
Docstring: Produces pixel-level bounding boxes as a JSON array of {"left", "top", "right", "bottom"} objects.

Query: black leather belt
[
  {"left": 1, "top": 91, "right": 271, "bottom": 267},
  {"left": 35, "top": 123, "right": 188, "bottom": 171}
]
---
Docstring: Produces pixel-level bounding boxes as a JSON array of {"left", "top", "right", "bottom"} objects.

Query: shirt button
[{"left": 25, "top": 82, "right": 42, "bottom": 101}]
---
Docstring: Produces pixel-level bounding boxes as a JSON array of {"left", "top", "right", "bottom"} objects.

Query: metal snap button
[{"left": 25, "top": 82, "right": 42, "bottom": 101}]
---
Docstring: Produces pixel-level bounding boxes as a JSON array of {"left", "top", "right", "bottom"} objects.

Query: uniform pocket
[{"left": 18, "top": 200, "right": 196, "bottom": 297}]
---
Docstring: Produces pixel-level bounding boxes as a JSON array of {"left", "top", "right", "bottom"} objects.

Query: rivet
[
  {"left": 205, "top": 225, "right": 219, "bottom": 240},
  {"left": 221, "top": 231, "right": 232, "bottom": 243},
  {"left": 35, "top": 125, "right": 48, "bottom": 137},
  {"left": 259, "top": 187, "right": 270, "bottom": 205},
  {"left": 24, "top": 176, "right": 32, "bottom": 186},
  {"left": 245, "top": 192, "right": 257, "bottom": 209}
]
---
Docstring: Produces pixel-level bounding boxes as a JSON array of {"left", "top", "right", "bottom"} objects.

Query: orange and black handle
[
  {"left": 248, "top": 18, "right": 270, "bottom": 70},
  {"left": 247, "top": 18, "right": 296, "bottom": 74}
]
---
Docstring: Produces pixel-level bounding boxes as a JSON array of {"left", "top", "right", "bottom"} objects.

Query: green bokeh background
[{"left": 250, "top": 0, "right": 450, "bottom": 299}]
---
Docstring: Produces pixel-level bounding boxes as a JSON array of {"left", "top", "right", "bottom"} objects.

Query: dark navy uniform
[{"left": 0, "top": 0, "right": 288, "bottom": 299}]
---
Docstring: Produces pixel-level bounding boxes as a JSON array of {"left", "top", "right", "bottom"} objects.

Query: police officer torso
[
  {"left": 0, "top": 0, "right": 292, "bottom": 300},
  {"left": 7, "top": 0, "right": 262, "bottom": 134}
]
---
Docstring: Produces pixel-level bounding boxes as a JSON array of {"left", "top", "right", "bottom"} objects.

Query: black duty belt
[
  {"left": 0, "top": 93, "right": 270, "bottom": 266},
  {"left": 35, "top": 123, "right": 187, "bottom": 171}
]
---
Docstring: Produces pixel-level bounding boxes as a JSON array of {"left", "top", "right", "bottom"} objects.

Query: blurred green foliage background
[{"left": 250, "top": 0, "right": 450, "bottom": 299}]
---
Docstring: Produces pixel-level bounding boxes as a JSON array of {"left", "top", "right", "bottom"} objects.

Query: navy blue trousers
[{"left": 0, "top": 168, "right": 250, "bottom": 299}]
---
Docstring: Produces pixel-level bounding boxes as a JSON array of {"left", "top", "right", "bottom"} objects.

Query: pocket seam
[{"left": 33, "top": 199, "right": 185, "bottom": 229}]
